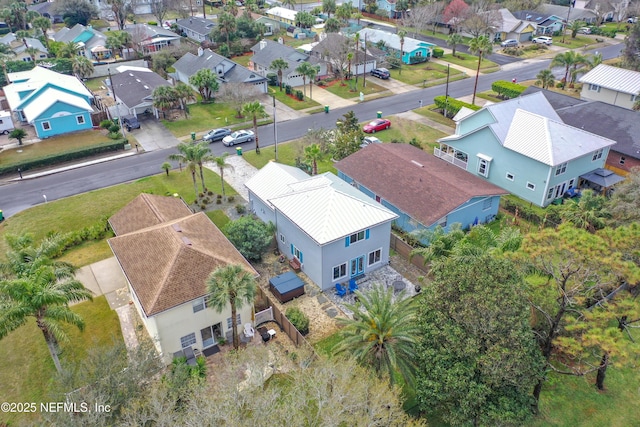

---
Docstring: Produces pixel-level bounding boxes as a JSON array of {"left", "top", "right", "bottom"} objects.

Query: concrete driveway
[
  {"left": 76, "top": 257, "right": 130, "bottom": 309},
  {"left": 129, "top": 117, "right": 181, "bottom": 151}
]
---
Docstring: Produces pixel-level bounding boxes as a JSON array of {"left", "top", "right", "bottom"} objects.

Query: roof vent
[
  {"left": 181, "top": 236, "right": 192, "bottom": 246},
  {"left": 172, "top": 224, "right": 182, "bottom": 232},
  {"left": 411, "top": 160, "right": 424, "bottom": 167}
]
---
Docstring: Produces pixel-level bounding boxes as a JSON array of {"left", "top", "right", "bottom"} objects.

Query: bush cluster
[
  {"left": 432, "top": 47, "right": 444, "bottom": 58},
  {"left": 523, "top": 44, "right": 547, "bottom": 52},
  {"left": 285, "top": 307, "right": 309, "bottom": 335},
  {"left": 433, "top": 95, "right": 481, "bottom": 118},
  {"left": 502, "top": 47, "right": 524, "bottom": 56},
  {"left": 409, "top": 55, "right": 429, "bottom": 64},
  {"left": 491, "top": 80, "right": 527, "bottom": 99},
  {"left": 295, "top": 90, "right": 304, "bottom": 101}
]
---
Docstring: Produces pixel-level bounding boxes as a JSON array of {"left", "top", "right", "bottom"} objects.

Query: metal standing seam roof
[
  {"left": 357, "top": 28, "right": 434, "bottom": 53},
  {"left": 503, "top": 109, "right": 616, "bottom": 166},
  {"left": 22, "top": 87, "right": 92, "bottom": 122},
  {"left": 244, "top": 162, "right": 311, "bottom": 208},
  {"left": 269, "top": 183, "right": 397, "bottom": 246},
  {"left": 578, "top": 64, "right": 640, "bottom": 95}
]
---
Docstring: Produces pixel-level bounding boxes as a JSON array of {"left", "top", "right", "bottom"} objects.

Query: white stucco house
[
  {"left": 108, "top": 194, "right": 258, "bottom": 362},
  {"left": 245, "top": 163, "right": 397, "bottom": 292}
]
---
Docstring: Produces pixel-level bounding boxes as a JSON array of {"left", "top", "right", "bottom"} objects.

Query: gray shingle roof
[
  {"left": 111, "top": 68, "right": 169, "bottom": 109},
  {"left": 175, "top": 17, "right": 216, "bottom": 36},
  {"left": 173, "top": 49, "right": 266, "bottom": 84},
  {"left": 251, "top": 39, "right": 320, "bottom": 75}
]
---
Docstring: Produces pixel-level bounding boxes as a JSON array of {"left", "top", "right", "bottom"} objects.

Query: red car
[{"left": 363, "top": 119, "right": 391, "bottom": 133}]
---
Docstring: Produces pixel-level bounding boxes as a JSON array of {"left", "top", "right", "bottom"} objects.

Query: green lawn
[
  {"left": 0, "top": 169, "right": 235, "bottom": 265},
  {"left": 242, "top": 141, "right": 337, "bottom": 175},
  {"left": 389, "top": 61, "right": 464, "bottom": 85},
  {"left": 0, "top": 130, "right": 121, "bottom": 171},
  {"left": 84, "top": 77, "right": 106, "bottom": 91},
  {"left": 414, "top": 105, "right": 456, "bottom": 129},
  {"left": 232, "top": 53, "right": 252, "bottom": 67},
  {"left": 161, "top": 102, "right": 254, "bottom": 137},
  {"left": 270, "top": 87, "right": 320, "bottom": 110},
  {"left": 0, "top": 296, "right": 123, "bottom": 426},
  {"left": 323, "top": 78, "right": 387, "bottom": 99},
  {"left": 313, "top": 331, "right": 342, "bottom": 356},
  {"left": 441, "top": 53, "right": 500, "bottom": 72},
  {"left": 554, "top": 35, "right": 600, "bottom": 49},
  {"left": 206, "top": 209, "right": 231, "bottom": 229},
  {"left": 378, "top": 116, "right": 448, "bottom": 151}
]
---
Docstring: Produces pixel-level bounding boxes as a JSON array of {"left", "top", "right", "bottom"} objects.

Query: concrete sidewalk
[{"left": 300, "top": 85, "right": 358, "bottom": 110}]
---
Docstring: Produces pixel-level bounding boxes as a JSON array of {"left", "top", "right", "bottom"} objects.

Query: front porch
[{"left": 434, "top": 144, "right": 468, "bottom": 170}]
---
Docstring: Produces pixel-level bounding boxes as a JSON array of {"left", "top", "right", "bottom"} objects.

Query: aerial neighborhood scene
[{"left": 2, "top": 0, "right": 640, "bottom": 424}]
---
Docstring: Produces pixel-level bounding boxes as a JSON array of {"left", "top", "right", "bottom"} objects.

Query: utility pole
[
  {"left": 444, "top": 64, "right": 450, "bottom": 118},
  {"left": 108, "top": 68, "right": 126, "bottom": 138},
  {"left": 273, "top": 93, "right": 278, "bottom": 161},
  {"left": 362, "top": 32, "right": 367, "bottom": 88},
  {"left": 562, "top": 1, "right": 574, "bottom": 44}
]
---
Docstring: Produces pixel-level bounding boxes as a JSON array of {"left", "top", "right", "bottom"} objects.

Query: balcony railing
[{"left": 434, "top": 147, "right": 468, "bottom": 170}]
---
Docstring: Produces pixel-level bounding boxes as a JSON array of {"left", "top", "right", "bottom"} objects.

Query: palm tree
[
  {"left": 212, "top": 152, "right": 234, "bottom": 196},
  {"left": 57, "top": 41, "right": 80, "bottom": 59},
  {"left": 558, "top": 189, "right": 610, "bottom": 233},
  {"left": 152, "top": 85, "right": 178, "bottom": 118},
  {"left": 9, "top": 128, "right": 27, "bottom": 145},
  {"left": 535, "top": 69, "right": 555, "bottom": 89},
  {"left": 468, "top": 35, "right": 493, "bottom": 105},
  {"left": 304, "top": 143, "right": 323, "bottom": 175},
  {"left": 295, "top": 61, "right": 312, "bottom": 98},
  {"left": 334, "top": 284, "right": 420, "bottom": 386},
  {"left": 192, "top": 141, "right": 215, "bottom": 193},
  {"left": 346, "top": 52, "right": 353, "bottom": 80},
  {"left": 324, "top": 17, "right": 341, "bottom": 33},
  {"left": 305, "top": 64, "right": 319, "bottom": 99},
  {"left": 0, "top": 233, "right": 93, "bottom": 373},
  {"left": 241, "top": 101, "right": 266, "bottom": 154},
  {"left": 322, "top": 0, "right": 336, "bottom": 18},
  {"left": 398, "top": 30, "right": 406, "bottom": 75},
  {"left": 174, "top": 82, "right": 196, "bottom": 118},
  {"left": 550, "top": 50, "right": 577, "bottom": 87},
  {"left": 161, "top": 161, "right": 172, "bottom": 176},
  {"left": 218, "top": 12, "right": 237, "bottom": 48},
  {"left": 31, "top": 16, "right": 51, "bottom": 47},
  {"left": 168, "top": 143, "right": 200, "bottom": 199},
  {"left": 269, "top": 58, "right": 288, "bottom": 91},
  {"left": 569, "top": 52, "right": 589, "bottom": 83},
  {"left": 282, "top": 0, "right": 296, "bottom": 9},
  {"left": 24, "top": 46, "right": 39, "bottom": 63},
  {"left": 446, "top": 33, "right": 464, "bottom": 57},
  {"left": 206, "top": 264, "right": 257, "bottom": 350},
  {"left": 72, "top": 56, "right": 94, "bottom": 79}
]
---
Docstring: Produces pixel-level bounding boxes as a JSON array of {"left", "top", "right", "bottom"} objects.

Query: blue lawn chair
[
  {"left": 335, "top": 283, "right": 347, "bottom": 297},
  {"left": 349, "top": 278, "right": 358, "bottom": 293}
]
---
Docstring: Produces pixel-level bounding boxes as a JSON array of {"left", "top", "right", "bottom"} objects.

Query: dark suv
[
  {"left": 122, "top": 116, "right": 140, "bottom": 131},
  {"left": 371, "top": 68, "right": 390, "bottom": 79}
]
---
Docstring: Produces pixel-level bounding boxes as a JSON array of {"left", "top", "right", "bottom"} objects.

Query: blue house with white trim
[
  {"left": 357, "top": 28, "right": 434, "bottom": 65},
  {"left": 336, "top": 144, "right": 507, "bottom": 241},
  {"left": 4, "top": 66, "right": 94, "bottom": 138},
  {"left": 245, "top": 162, "right": 397, "bottom": 292},
  {"left": 435, "top": 92, "right": 616, "bottom": 207}
]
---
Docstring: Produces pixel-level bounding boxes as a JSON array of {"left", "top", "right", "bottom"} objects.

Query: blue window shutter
[
  {"left": 299, "top": 252, "right": 303, "bottom": 263},
  {"left": 365, "top": 229, "right": 370, "bottom": 239},
  {"left": 290, "top": 244, "right": 294, "bottom": 255},
  {"left": 345, "top": 237, "right": 350, "bottom": 247}
]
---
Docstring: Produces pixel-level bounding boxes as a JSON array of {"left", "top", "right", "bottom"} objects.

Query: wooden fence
[
  {"left": 255, "top": 287, "right": 316, "bottom": 355},
  {"left": 389, "top": 233, "right": 430, "bottom": 273}
]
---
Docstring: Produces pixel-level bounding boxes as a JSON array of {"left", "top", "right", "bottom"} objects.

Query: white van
[{"left": 0, "top": 110, "right": 15, "bottom": 135}]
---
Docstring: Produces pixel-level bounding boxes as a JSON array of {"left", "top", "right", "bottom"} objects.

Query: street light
[{"left": 273, "top": 93, "right": 278, "bottom": 161}]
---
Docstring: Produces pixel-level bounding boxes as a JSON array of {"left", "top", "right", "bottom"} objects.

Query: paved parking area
[{"left": 130, "top": 116, "right": 181, "bottom": 151}]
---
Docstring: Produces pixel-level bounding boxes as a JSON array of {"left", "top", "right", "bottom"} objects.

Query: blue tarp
[{"left": 269, "top": 271, "right": 304, "bottom": 294}]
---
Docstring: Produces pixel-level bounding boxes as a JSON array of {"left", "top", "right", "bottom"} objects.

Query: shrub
[
  {"left": 433, "top": 95, "right": 481, "bottom": 118},
  {"left": 208, "top": 190, "right": 214, "bottom": 196},
  {"left": 491, "top": 80, "right": 527, "bottom": 99},
  {"left": 108, "top": 124, "right": 120, "bottom": 133},
  {"left": 295, "top": 90, "right": 304, "bottom": 101},
  {"left": 201, "top": 204, "right": 207, "bottom": 210},
  {"left": 432, "top": 47, "right": 444, "bottom": 58},
  {"left": 409, "top": 137, "right": 422, "bottom": 148},
  {"left": 108, "top": 131, "right": 122, "bottom": 139},
  {"left": 202, "top": 198, "right": 210, "bottom": 204},
  {"left": 147, "top": 21, "right": 157, "bottom": 26},
  {"left": 409, "top": 55, "right": 428, "bottom": 64},
  {"left": 217, "top": 194, "right": 222, "bottom": 199},
  {"left": 236, "top": 204, "right": 246, "bottom": 214},
  {"left": 267, "top": 73, "right": 278, "bottom": 86},
  {"left": 100, "top": 119, "right": 113, "bottom": 129},
  {"left": 502, "top": 47, "right": 523, "bottom": 56},
  {"left": 223, "top": 215, "right": 273, "bottom": 261},
  {"left": 285, "top": 84, "right": 292, "bottom": 95},
  {"left": 286, "top": 307, "right": 309, "bottom": 335},
  {"left": 391, "top": 138, "right": 404, "bottom": 144},
  {"left": 216, "top": 199, "right": 222, "bottom": 204},
  {"left": 227, "top": 195, "right": 235, "bottom": 202}
]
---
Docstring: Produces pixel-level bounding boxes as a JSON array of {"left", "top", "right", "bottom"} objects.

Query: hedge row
[
  {"left": 433, "top": 95, "right": 481, "bottom": 118},
  {"left": 491, "top": 80, "right": 527, "bottom": 99},
  {"left": 501, "top": 198, "right": 561, "bottom": 227},
  {"left": 0, "top": 140, "right": 126, "bottom": 176}
]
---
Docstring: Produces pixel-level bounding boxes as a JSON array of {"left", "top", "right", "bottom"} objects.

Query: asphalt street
[{"left": 0, "top": 43, "right": 623, "bottom": 218}]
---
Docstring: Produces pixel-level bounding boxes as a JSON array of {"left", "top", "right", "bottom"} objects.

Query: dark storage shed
[{"left": 269, "top": 271, "right": 305, "bottom": 303}]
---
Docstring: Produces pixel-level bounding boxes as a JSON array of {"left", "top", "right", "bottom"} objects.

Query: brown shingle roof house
[
  {"left": 108, "top": 195, "right": 257, "bottom": 361},
  {"left": 335, "top": 144, "right": 507, "bottom": 237}
]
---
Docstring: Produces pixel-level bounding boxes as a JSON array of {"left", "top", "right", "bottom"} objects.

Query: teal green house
[
  {"left": 4, "top": 66, "right": 94, "bottom": 139},
  {"left": 435, "top": 92, "right": 616, "bottom": 207},
  {"left": 357, "top": 28, "right": 434, "bottom": 65}
]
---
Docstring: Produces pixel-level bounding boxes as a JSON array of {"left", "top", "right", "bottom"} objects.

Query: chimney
[
  {"left": 198, "top": 46, "right": 204, "bottom": 56},
  {"left": 259, "top": 40, "right": 267, "bottom": 50}
]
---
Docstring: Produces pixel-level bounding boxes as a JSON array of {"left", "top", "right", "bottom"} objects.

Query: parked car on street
[
  {"left": 532, "top": 36, "right": 553, "bottom": 45},
  {"left": 122, "top": 116, "right": 140, "bottom": 131},
  {"left": 203, "top": 128, "right": 232, "bottom": 143},
  {"left": 500, "top": 39, "right": 518, "bottom": 47},
  {"left": 222, "top": 129, "right": 254, "bottom": 146},
  {"left": 370, "top": 68, "right": 390, "bottom": 79},
  {"left": 628, "top": 17, "right": 638, "bottom": 23},
  {"left": 363, "top": 119, "right": 391, "bottom": 133},
  {"left": 578, "top": 27, "right": 592, "bottom": 34}
]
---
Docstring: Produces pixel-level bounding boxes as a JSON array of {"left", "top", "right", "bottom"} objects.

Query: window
[
  {"left": 294, "top": 246, "right": 302, "bottom": 260},
  {"left": 620, "top": 156, "right": 626, "bottom": 165},
  {"left": 506, "top": 172, "right": 514, "bottom": 181},
  {"left": 180, "top": 333, "right": 196, "bottom": 349},
  {"left": 555, "top": 162, "right": 567, "bottom": 176},
  {"left": 42, "top": 121, "right": 51, "bottom": 131},
  {"left": 333, "top": 263, "right": 347, "bottom": 280},
  {"left": 482, "top": 198, "right": 492, "bottom": 210},
  {"left": 589, "top": 84, "right": 601, "bottom": 92},
  {"left": 527, "top": 182, "right": 536, "bottom": 190},
  {"left": 437, "top": 216, "right": 447, "bottom": 228},
  {"left": 547, "top": 187, "right": 554, "bottom": 199},
  {"left": 368, "top": 249, "right": 381, "bottom": 266},
  {"left": 279, "top": 233, "right": 285, "bottom": 244},
  {"left": 192, "top": 295, "right": 211, "bottom": 313},
  {"left": 592, "top": 148, "right": 603, "bottom": 161},
  {"left": 569, "top": 179, "right": 575, "bottom": 188},
  {"left": 476, "top": 154, "right": 492, "bottom": 177},
  {"left": 375, "top": 195, "right": 381, "bottom": 203},
  {"left": 76, "top": 115, "right": 85, "bottom": 125},
  {"left": 226, "top": 313, "right": 241, "bottom": 329},
  {"left": 349, "top": 230, "right": 366, "bottom": 244}
]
